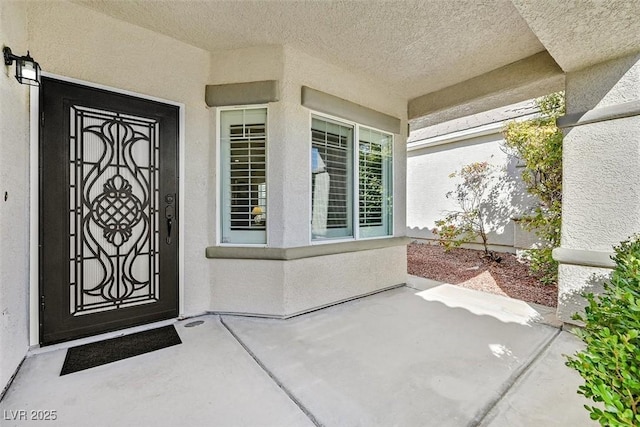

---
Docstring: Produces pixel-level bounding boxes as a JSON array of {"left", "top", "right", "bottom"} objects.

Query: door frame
[{"left": 29, "top": 73, "right": 186, "bottom": 346}]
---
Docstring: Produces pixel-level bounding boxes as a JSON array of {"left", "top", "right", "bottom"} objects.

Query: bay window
[{"left": 311, "top": 115, "right": 392, "bottom": 241}]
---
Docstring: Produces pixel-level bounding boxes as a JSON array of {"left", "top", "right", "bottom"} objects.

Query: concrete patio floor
[{"left": 1, "top": 277, "right": 595, "bottom": 426}]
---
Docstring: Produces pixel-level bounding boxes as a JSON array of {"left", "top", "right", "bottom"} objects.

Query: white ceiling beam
[{"left": 408, "top": 52, "right": 564, "bottom": 129}]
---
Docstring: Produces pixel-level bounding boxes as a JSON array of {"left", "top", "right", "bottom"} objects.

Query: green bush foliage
[
  {"left": 433, "top": 161, "right": 500, "bottom": 260},
  {"left": 566, "top": 235, "right": 640, "bottom": 426},
  {"left": 503, "top": 92, "right": 564, "bottom": 284}
]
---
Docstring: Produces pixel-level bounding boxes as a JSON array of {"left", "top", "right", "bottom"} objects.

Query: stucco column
[
  {"left": 554, "top": 52, "right": 640, "bottom": 324},
  {"left": 0, "top": 0, "right": 31, "bottom": 392},
  {"left": 268, "top": 83, "right": 312, "bottom": 248}
]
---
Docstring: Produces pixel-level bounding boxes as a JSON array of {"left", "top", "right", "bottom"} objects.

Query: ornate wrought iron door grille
[{"left": 69, "top": 105, "right": 160, "bottom": 316}]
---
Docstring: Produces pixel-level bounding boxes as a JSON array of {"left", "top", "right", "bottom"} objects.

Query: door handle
[
  {"left": 166, "top": 218, "right": 173, "bottom": 245},
  {"left": 165, "top": 194, "right": 176, "bottom": 245}
]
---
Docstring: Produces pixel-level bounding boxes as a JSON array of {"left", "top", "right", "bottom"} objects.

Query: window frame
[
  {"left": 309, "top": 111, "right": 394, "bottom": 244},
  {"left": 310, "top": 115, "right": 355, "bottom": 240},
  {"left": 216, "top": 104, "right": 269, "bottom": 247},
  {"left": 358, "top": 126, "right": 394, "bottom": 239}
]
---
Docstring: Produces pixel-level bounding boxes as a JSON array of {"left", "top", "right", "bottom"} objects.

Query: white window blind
[
  {"left": 311, "top": 117, "right": 353, "bottom": 239},
  {"left": 359, "top": 127, "right": 392, "bottom": 238},
  {"left": 220, "top": 108, "right": 267, "bottom": 244}
]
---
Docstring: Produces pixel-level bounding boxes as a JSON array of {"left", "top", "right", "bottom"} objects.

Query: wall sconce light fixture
[{"left": 3, "top": 46, "right": 41, "bottom": 86}]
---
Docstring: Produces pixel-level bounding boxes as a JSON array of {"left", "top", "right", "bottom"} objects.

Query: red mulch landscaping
[{"left": 407, "top": 242, "right": 558, "bottom": 307}]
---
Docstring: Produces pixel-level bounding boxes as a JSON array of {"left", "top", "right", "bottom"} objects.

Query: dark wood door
[{"left": 39, "top": 77, "right": 179, "bottom": 345}]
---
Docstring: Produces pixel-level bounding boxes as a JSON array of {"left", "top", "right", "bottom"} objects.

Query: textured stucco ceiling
[
  {"left": 73, "top": 0, "right": 546, "bottom": 99},
  {"left": 512, "top": 0, "right": 640, "bottom": 73}
]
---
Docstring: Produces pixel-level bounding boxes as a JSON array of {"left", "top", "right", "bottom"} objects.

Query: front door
[{"left": 39, "top": 77, "right": 179, "bottom": 345}]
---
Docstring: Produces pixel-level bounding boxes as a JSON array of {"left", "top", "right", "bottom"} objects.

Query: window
[
  {"left": 359, "top": 128, "right": 393, "bottom": 238},
  {"left": 311, "top": 115, "right": 392, "bottom": 241},
  {"left": 311, "top": 118, "right": 354, "bottom": 239},
  {"left": 220, "top": 107, "right": 267, "bottom": 244}
]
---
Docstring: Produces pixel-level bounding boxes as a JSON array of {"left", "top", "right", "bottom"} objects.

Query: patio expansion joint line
[
  {"left": 0, "top": 355, "right": 26, "bottom": 403},
  {"left": 219, "top": 315, "right": 323, "bottom": 427},
  {"left": 470, "top": 327, "right": 562, "bottom": 427},
  {"left": 404, "top": 283, "right": 425, "bottom": 292}
]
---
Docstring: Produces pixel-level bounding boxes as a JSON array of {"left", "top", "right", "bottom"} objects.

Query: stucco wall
[
  {"left": 210, "top": 246, "right": 406, "bottom": 317},
  {"left": 208, "top": 45, "right": 407, "bottom": 247},
  {"left": 558, "top": 53, "right": 640, "bottom": 323},
  {"left": 210, "top": 259, "right": 286, "bottom": 315},
  {"left": 0, "top": 0, "right": 30, "bottom": 394},
  {"left": 406, "top": 129, "right": 535, "bottom": 252},
  {"left": 283, "top": 246, "right": 407, "bottom": 315},
  {"left": 557, "top": 264, "right": 607, "bottom": 324},
  {"left": 26, "top": 1, "right": 214, "bottom": 316},
  {"left": 280, "top": 46, "right": 408, "bottom": 246},
  {"left": 562, "top": 54, "right": 640, "bottom": 252},
  {"left": 207, "top": 45, "right": 409, "bottom": 313},
  {"left": 210, "top": 45, "right": 284, "bottom": 85}
]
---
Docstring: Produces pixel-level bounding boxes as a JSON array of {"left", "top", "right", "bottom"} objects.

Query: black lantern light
[{"left": 3, "top": 46, "right": 41, "bottom": 86}]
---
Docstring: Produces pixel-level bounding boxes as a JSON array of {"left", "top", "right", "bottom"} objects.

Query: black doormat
[{"left": 60, "top": 325, "right": 182, "bottom": 375}]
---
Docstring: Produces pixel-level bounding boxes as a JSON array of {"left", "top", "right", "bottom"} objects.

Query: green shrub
[
  {"left": 566, "top": 235, "right": 640, "bottom": 426},
  {"left": 503, "top": 92, "right": 564, "bottom": 285},
  {"left": 432, "top": 162, "right": 501, "bottom": 260}
]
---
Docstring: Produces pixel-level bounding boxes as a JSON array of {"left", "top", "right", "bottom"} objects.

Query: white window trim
[
  {"left": 358, "top": 128, "right": 394, "bottom": 240},
  {"left": 216, "top": 104, "right": 269, "bottom": 247},
  {"left": 308, "top": 111, "right": 394, "bottom": 245}
]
